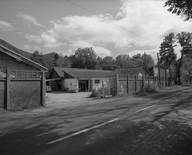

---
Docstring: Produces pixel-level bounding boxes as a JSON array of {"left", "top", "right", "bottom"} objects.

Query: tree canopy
[
  {"left": 159, "top": 32, "right": 192, "bottom": 84},
  {"left": 165, "top": 0, "right": 192, "bottom": 21},
  {"left": 70, "top": 47, "right": 97, "bottom": 69},
  {"left": 30, "top": 47, "right": 155, "bottom": 75},
  {"left": 55, "top": 54, "right": 71, "bottom": 68}
]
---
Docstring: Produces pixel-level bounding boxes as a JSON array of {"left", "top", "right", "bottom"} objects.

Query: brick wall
[{"left": 10, "top": 81, "right": 41, "bottom": 110}]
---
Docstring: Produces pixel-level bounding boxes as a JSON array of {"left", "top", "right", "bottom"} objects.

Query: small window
[{"left": 95, "top": 80, "right": 100, "bottom": 84}]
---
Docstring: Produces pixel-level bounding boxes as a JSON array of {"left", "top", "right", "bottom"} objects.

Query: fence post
[
  {"left": 102, "top": 78, "right": 104, "bottom": 98},
  {"left": 108, "top": 79, "right": 110, "bottom": 95},
  {"left": 162, "top": 77, "right": 164, "bottom": 87},
  {"left": 116, "top": 74, "right": 119, "bottom": 96},
  {"left": 127, "top": 75, "right": 129, "bottom": 94},
  {"left": 148, "top": 76, "right": 150, "bottom": 87},
  {"left": 6, "top": 69, "right": 10, "bottom": 110},
  {"left": 41, "top": 71, "right": 46, "bottom": 106},
  {"left": 135, "top": 75, "right": 137, "bottom": 92},
  {"left": 142, "top": 76, "right": 144, "bottom": 88}
]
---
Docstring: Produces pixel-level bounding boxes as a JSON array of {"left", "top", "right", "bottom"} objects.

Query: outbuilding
[
  {"left": 47, "top": 67, "right": 112, "bottom": 92},
  {"left": 0, "top": 41, "right": 47, "bottom": 110}
]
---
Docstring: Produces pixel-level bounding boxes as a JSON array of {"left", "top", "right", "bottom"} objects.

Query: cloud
[
  {"left": 16, "top": 12, "right": 44, "bottom": 27},
  {"left": 25, "top": 34, "right": 42, "bottom": 43},
  {"left": 34, "top": 46, "right": 41, "bottom": 51},
  {"left": 68, "top": 40, "right": 111, "bottom": 57},
  {"left": 24, "top": 33, "right": 65, "bottom": 48},
  {"left": 23, "top": 44, "right": 31, "bottom": 51},
  {"left": 45, "top": 0, "right": 192, "bottom": 59},
  {"left": 0, "top": 20, "right": 15, "bottom": 31}
]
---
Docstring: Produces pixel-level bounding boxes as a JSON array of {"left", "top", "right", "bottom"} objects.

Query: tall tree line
[
  {"left": 159, "top": 32, "right": 192, "bottom": 84},
  {"left": 30, "top": 47, "right": 154, "bottom": 75}
]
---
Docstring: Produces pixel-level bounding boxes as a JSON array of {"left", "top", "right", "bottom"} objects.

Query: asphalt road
[{"left": 0, "top": 86, "right": 191, "bottom": 155}]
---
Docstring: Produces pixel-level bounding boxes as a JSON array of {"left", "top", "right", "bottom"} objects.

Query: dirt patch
[{"left": 46, "top": 92, "right": 94, "bottom": 106}]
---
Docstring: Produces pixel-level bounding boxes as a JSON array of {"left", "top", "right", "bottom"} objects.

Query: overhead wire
[{"left": 65, "top": 0, "right": 160, "bottom": 52}]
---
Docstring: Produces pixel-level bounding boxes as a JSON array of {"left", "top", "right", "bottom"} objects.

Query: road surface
[{"left": 0, "top": 86, "right": 192, "bottom": 155}]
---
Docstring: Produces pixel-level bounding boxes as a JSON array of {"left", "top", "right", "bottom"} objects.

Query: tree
[
  {"left": 159, "top": 32, "right": 192, "bottom": 84},
  {"left": 182, "top": 56, "right": 192, "bottom": 76},
  {"left": 31, "top": 50, "right": 52, "bottom": 70},
  {"left": 132, "top": 53, "right": 154, "bottom": 68},
  {"left": 55, "top": 54, "right": 71, "bottom": 68},
  {"left": 97, "top": 56, "right": 118, "bottom": 70},
  {"left": 71, "top": 47, "right": 97, "bottom": 69},
  {"left": 165, "top": 0, "right": 192, "bottom": 21},
  {"left": 175, "top": 32, "right": 192, "bottom": 84},
  {"left": 116, "top": 54, "right": 134, "bottom": 68},
  {"left": 159, "top": 33, "right": 177, "bottom": 69}
]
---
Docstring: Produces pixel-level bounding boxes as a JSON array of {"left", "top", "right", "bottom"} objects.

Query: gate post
[
  {"left": 6, "top": 69, "right": 10, "bottom": 110},
  {"left": 135, "top": 75, "right": 137, "bottom": 92},
  {"left": 116, "top": 74, "right": 119, "bottom": 96},
  {"left": 127, "top": 75, "right": 129, "bottom": 94},
  {"left": 41, "top": 71, "right": 46, "bottom": 106}
]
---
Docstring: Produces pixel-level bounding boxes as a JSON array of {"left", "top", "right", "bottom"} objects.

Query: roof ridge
[{"left": 0, "top": 45, "right": 47, "bottom": 71}]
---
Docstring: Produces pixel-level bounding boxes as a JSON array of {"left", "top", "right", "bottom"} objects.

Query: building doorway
[{"left": 79, "top": 80, "right": 88, "bottom": 92}]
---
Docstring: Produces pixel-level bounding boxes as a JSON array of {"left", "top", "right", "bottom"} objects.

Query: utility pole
[
  {"left": 144, "top": 52, "right": 146, "bottom": 76},
  {"left": 157, "top": 53, "right": 161, "bottom": 85}
]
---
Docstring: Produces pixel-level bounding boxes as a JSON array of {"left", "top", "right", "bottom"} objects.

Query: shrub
[
  {"left": 70, "top": 89, "right": 78, "bottom": 93},
  {"left": 90, "top": 89, "right": 100, "bottom": 97},
  {"left": 140, "top": 83, "right": 158, "bottom": 93}
]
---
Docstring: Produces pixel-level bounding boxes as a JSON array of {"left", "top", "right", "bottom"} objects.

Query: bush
[
  {"left": 70, "top": 88, "right": 78, "bottom": 93},
  {"left": 90, "top": 89, "right": 100, "bottom": 97},
  {"left": 140, "top": 83, "right": 158, "bottom": 93}
]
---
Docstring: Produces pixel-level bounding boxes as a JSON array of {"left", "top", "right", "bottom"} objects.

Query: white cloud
[
  {"left": 34, "top": 46, "right": 41, "bottom": 51},
  {"left": 16, "top": 12, "right": 44, "bottom": 27},
  {"left": 25, "top": 34, "right": 42, "bottom": 43},
  {"left": 0, "top": 20, "right": 15, "bottom": 31},
  {"left": 23, "top": 44, "right": 31, "bottom": 51},
  {"left": 24, "top": 33, "right": 65, "bottom": 48},
  {"left": 45, "top": 0, "right": 192, "bottom": 59}
]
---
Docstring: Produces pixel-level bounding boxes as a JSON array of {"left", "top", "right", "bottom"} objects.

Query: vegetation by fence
[{"left": 96, "top": 74, "right": 180, "bottom": 98}]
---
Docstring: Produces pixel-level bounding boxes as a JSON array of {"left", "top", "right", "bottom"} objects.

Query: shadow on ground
[
  {"left": 51, "top": 120, "right": 192, "bottom": 155},
  {"left": 0, "top": 123, "right": 62, "bottom": 155}
]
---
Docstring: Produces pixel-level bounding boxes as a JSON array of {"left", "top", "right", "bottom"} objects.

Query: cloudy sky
[{"left": 0, "top": 0, "right": 192, "bottom": 62}]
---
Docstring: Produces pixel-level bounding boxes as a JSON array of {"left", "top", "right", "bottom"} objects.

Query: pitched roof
[
  {"left": 53, "top": 67, "right": 112, "bottom": 78},
  {"left": 0, "top": 43, "right": 47, "bottom": 71},
  {"left": 0, "top": 39, "right": 32, "bottom": 58},
  {"left": 108, "top": 67, "right": 146, "bottom": 77}
]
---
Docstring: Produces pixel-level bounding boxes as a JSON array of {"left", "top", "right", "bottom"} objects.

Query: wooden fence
[
  {"left": 0, "top": 69, "right": 46, "bottom": 110},
  {"left": 97, "top": 74, "right": 177, "bottom": 97}
]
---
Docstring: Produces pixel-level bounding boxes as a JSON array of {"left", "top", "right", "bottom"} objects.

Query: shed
[{"left": 0, "top": 41, "right": 47, "bottom": 110}]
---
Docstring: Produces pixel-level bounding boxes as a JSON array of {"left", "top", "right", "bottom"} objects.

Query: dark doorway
[{"left": 79, "top": 80, "right": 88, "bottom": 92}]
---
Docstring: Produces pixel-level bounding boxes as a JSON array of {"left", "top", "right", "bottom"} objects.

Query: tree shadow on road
[
  {"left": 61, "top": 120, "right": 192, "bottom": 155},
  {"left": 0, "top": 123, "right": 63, "bottom": 155}
]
